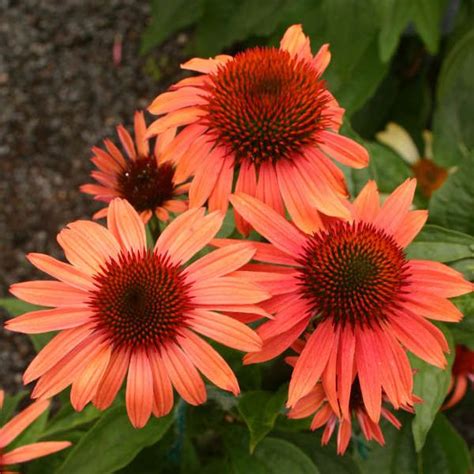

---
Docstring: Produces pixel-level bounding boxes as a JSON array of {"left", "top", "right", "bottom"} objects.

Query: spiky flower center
[
  {"left": 117, "top": 159, "right": 176, "bottom": 213},
  {"left": 298, "top": 222, "right": 410, "bottom": 327},
  {"left": 204, "top": 47, "right": 330, "bottom": 166},
  {"left": 89, "top": 250, "right": 192, "bottom": 349}
]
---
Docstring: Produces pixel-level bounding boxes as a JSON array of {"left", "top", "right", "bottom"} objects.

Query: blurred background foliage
[{"left": 1, "top": 0, "right": 473, "bottom": 472}]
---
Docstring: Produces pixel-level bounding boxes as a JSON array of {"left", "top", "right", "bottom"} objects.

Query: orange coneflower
[
  {"left": 146, "top": 24, "right": 369, "bottom": 235},
  {"left": 443, "top": 345, "right": 474, "bottom": 409},
  {"left": 376, "top": 123, "right": 450, "bottom": 198},
  {"left": 288, "top": 381, "right": 409, "bottom": 455},
  {"left": 286, "top": 339, "right": 417, "bottom": 455},
  {"left": 7, "top": 199, "right": 267, "bottom": 428},
  {"left": 227, "top": 179, "right": 472, "bottom": 422},
  {"left": 81, "top": 111, "right": 189, "bottom": 223},
  {"left": 0, "top": 390, "right": 71, "bottom": 470}
]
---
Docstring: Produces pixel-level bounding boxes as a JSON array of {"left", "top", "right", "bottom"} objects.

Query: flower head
[
  {"left": 147, "top": 24, "right": 368, "bottom": 235},
  {"left": 444, "top": 345, "right": 474, "bottom": 409},
  {"left": 8, "top": 199, "right": 267, "bottom": 428},
  {"left": 376, "top": 122, "right": 449, "bottom": 198},
  {"left": 81, "top": 111, "right": 189, "bottom": 223},
  {"left": 288, "top": 380, "right": 408, "bottom": 455},
  {"left": 227, "top": 179, "right": 472, "bottom": 422},
  {"left": 0, "top": 391, "right": 71, "bottom": 469}
]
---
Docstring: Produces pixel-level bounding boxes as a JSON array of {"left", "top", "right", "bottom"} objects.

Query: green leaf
[
  {"left": 276, "top": 431, "right": 362, "bottom": 474},
  {"left": 237, "top": 387, "right": 287, "bottom": 452},
  {"left": 195, "top": 0, "right": 287, "bottom": 56},
  {"left": 216, "top": 208, "right": 236, "bottom": 238},
  {"left": 375, "top": 0, "right": 413, "bottom": 62},
  {"left": 405, "top": 225, "right": 474, "bottom": 266},
  {"left": 429, "top": 152, "right": 474, "bottom": 236},
  {"left": 141, "top": 0, "right": 205, "bottom": 54},
  {"left": 0, "top": 390, "right": 27, "bottom": 426},
  {"left": 41, "top": 404, "right": 102, "bottom": 438},
  {"left": 225, "top": 426, "right": 319, "bottom": 474},
  {"left": 451, "top": 293, "right": 474, "bottom": 348},
  {"left": 421, "top": 413, "right": 473, "bottom": 474},
  {"left": 56, "top": 407, "right": 173, "bottom": 474},
  {"left": 433, "top": 29, "right": 474, "bottom": 166},
  {"left": 364, "top": 141, "right": 411, "bottom": 193},
  {"left": 0, "top": 297, "right": 42, "bottom": 316},
  {"left": 412, "top": 0, "right": 448, "bottom": 54},
  {"left": 358, "top": 413, "right": 419, "bottom": 474},
  {"left": 410, "top": 326, "right": 455, "bottom": 452}
]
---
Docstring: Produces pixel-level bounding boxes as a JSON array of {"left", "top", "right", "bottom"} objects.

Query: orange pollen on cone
[
  {"left": 89, "top": 250, "right": 192, "bottom": 349},
  {"left": 203, "top": 47, "right": 331, "bottom": 165},
  {"left": 297, "top": 221, "right": 410, "bottom": 327},
  {"left": 117, "top": 159, "right": 176, "bottom": 213}
]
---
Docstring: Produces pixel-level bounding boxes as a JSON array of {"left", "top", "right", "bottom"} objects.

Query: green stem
[{"left": 148, "top": 215, "right": 161, "bottom": 243}]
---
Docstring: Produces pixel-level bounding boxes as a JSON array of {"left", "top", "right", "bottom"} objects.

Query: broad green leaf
[
  {"left": 225, "top": 427, "right": 319, "bottom": 474},
  {"left": 406, "top": 225, "right": 474, "bottom": 264},
  {"left": 41, "top": 404, "right": 102, "bottom": 438},
  {"left": 429, "top": 152, "right": 474, "bottom": 236},
  {"left": 364, "top": 141, "right": 411, "bottom": 193},
  {"left": 375, "top": 0, "right": 413, "bottom": 62},
  {"left": 451, "top": 293, "right": 474, "bottom": 348},
  {"left": 433, "top": 29, "right": 474, "bottom": 166},
  {"left": 141, "top": 0, "right": 205, "bottom": 54},
  {"left": 195, "top": 0, "right": 287, "bottom": 55},
  {"left": 56, "top": 407, "right": 173, "bottom": 474},
  {"left": 276, "top": 431, "right": 362, "bottom": 474},
  {"left": 412, "top": 0, "right": 448, "bottom": 54},
  {"left": 410, "top": 326, "right": 455, "bottom": 452},
  {"left": 421, "top": 413, "right": 472, "bottom": 474},
  {"left": 237, "top": 387, "right": 287, "bottom": 452},
  {"left": 358, "top": 413, "right": 419, "bottom": 474}
]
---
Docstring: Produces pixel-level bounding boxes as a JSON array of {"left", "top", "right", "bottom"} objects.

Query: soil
[{"left": 0, "top": 0, "right": 187, "bottom": 394}]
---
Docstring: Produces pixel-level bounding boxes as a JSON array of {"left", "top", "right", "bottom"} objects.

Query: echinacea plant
[{"left": 2, "top": 16, "right": 473, "bottom": 474}]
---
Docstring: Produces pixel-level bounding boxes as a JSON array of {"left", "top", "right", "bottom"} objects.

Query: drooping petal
[
  {"left": 146, "top": 107, "right": 206, "bottom": 137},
  {"left": 93, "top": 348, "right": 130, "bottom": 410},
  {"left": 126, "top": 350, "right": 154, "bottom": 428},
  {"left": 71, "top": 346, "right": 111, "bottom": 412},
  {"left": 32, "top": 337, "right": 104, "bottom": 400},
  {"left": 23, "top": 325, "right": 94, "bottom": 384},
  {"left": 149, "top": 350, "right": 174, "bottom": 418},
  {"left": 393, "top": 210, "right": 428, "bottom": 248},
  {"left": 208, "top": 158, "right": 234, "bottom": 213},
  {"left": 148, "top": 87, "right": 208, "bottom": 115},
  {"left": 355, "top": 327, "right": 382, "bottom": 423},
  {"left": 234, "top": 162, "right": 257, "bottom": 236},
  {"left": 161, "top": 343, "right": 207, "bottom": 405},
  {"left": 288, "top": 320, "right": 336, "bottom": 406},
  {"left": 178, "top": 329, "right": 239, "bottom": 395},
  {"left": 352, "top": 180, "right": 380, "bottom": 223}
]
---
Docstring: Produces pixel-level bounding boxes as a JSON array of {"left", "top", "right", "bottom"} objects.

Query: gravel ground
[{"left": 0, "top": 0, "right": 187, "bottom": 394}]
